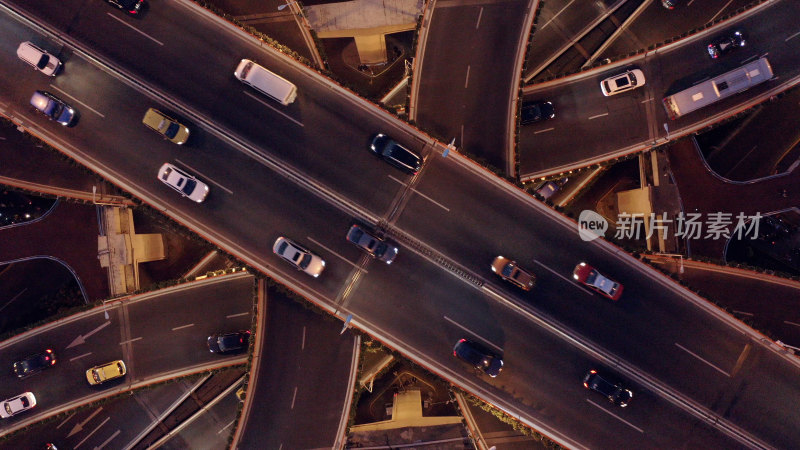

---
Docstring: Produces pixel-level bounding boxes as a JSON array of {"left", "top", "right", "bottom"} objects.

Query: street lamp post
[{"left": 663, "top": 122, "right": 670, "bottom": 141}]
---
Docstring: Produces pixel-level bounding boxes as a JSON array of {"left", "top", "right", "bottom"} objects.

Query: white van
[
  {"left": 17, "top": 42, "right": 62, "bottom": 76},
  {"left": 234, "top": 59, "right": 297, "bottom": 105}
]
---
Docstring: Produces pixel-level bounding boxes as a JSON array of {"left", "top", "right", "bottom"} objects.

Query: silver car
[
  {"left": 273, "top": 237, "right": 326, "bottom": 277},
  {"left": 157, "top": 163, "right": 209, "bottom": 203},
  {"left": 600, "top": 69, "right": 645, "bottom": 96},
  {"left": 17, "top": 41, "right": 62, "bottom": 76}
]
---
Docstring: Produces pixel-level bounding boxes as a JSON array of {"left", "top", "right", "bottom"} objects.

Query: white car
[
  {"left": 0, "top": 392, "right": 37, "bottom": 418},
  {"left": 273, "top": 237, "right": 326, "bottom": 277},
  {"left": 600, "top": 69, "right": 645, "bottom": 96},
  {"left": 157, "top": 163, "right": 209, "bottom": 203},
  {"left": 17, "top": 41, "right": 62, "bottom": 76}
]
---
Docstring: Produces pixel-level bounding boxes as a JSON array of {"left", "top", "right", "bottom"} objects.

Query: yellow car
[
  {"left": 142, "top": 108, "right": 190, "bottom": 145},
  {"left": 86, "top": 360, "right": 127, "bottom": 385}
]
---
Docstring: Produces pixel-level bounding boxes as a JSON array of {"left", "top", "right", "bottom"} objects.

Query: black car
[
  {"left": 13, "top": 349, "right": 56, "bottom": 379},
  {"left": 707, "top": 31, "right": 745, "bottom": 59},
  {"left": 346, "top": 224, "right": 398, "bottom": 264},
  {"left": 369, "top": 134, "right": 422, "bottom": 175},
  {"left": 105, "top": 0, "right": 144, "bottom": 15},
  {"left": 521, "top": 101, "right": 554, "bottom": 125},
  {"left": 453, "top": 338, "right": 503, "bottom": 377},
  {"left": 207, "top": 331, "right": 250, "bottom": 354},
  {"left": 583, "top": 369, "right": 633, "bottom": 407}
]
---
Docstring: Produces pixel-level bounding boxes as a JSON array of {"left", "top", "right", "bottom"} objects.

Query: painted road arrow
[
  {"left": 66, "top": 321, "right": 112, "bottom": 349},
  {"left": 67, "top": 406, "right": 103, "bottom": 437}
]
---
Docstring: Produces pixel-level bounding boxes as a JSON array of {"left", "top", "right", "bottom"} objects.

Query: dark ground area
[
  {"left": 0, "top": 190, "right": 56, "bottom": 226},
  {"left": 695, "top": 88, "right": 800, "bottom": 182},
  {"left": 0, "top": 259, "right": 82, "bottom": 337},
  {"left": 353, "top": 359, "right": 456, "bottom": 425},
  {"left": 320, "top": 31, "right": 414, "bottom": 102},
  {"left": 131, "top": 208, "right": 215, "bottom": 287}
]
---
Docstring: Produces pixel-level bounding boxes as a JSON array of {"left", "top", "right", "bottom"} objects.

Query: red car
[{"left": 573, "top": 262, "right": 623, "bottom": 301}]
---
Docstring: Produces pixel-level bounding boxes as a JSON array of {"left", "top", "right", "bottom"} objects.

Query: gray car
[{"left": 346, "top": 224, "right": 398, "bottom": 264}]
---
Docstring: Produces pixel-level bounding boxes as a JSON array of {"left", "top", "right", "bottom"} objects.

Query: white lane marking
[
  {"left": 533, "top": 260, "right": 592, "bottom": 296},
  {"left": 69, "top": 352, "right": 92, "bottom": 362},
  {"left": 172, "top": 323, "right": 194, "bottom": 331},
  {"left": 443, "top": 315, "right": 503, "bottom": 353},
  {"left": 0, "top": 288, "right": 27, "bottom": 313},
  {"left": 541, "top": 0, "right": 577, "bottom": 31},
  {"left": 588, "top": 113, "right": 608, "bottom": 120},
  {"left": 785, "top": 30, "right": 800, "bottom": 42},
  {"left": 49, "top": 85, "right": 105, "bottom": 118},
  {"left": 675, "top": 342, "right": 730, "bottom": 377},
  {"left": 784, "top": 320, "right": 800, "bottom": 328},
  {"left": 106, "top": 13, "right": 164, "bottom": 45},
  {"left": 464, "top": 65, "right": 470, "bottom": 89},
  {"left": 460, "top": 124, "right": 464, "bottom": 148},
  {"left": 586, "top": 399, "right": 644, "bottom": 432},
  {"left": 534, "top": 127, "right": 554, "bottom": 134},
  {"left": 56, "top": 412, "right": 76, "bottom": 429},
  {"left": 301, "top": 326, "right": 306, "bottom": 350},
  {"left": 217, "top": 419, "right": 236, "bottom": 434},
  {"left": 95, "top": 429, "right": 121, "bottom": 449},
  {"left": 174, "top": 158, "right": 233, "bottom": 194},
  {"left": 732, "top": 310, "right": 753, "bottom": 316},
  {"left": 73, "top": 416, "right": 111, "bottom": 449},
  {"left": 306, "top": 237, "right": 367, "bottom": 273},
  {"left": 388, "top": 175, "right": 450, "bottom": 211},
  {"left": 290, "top": 386, "right": 298, "bottom": 409},
  {"left": 708, "top": 0, "right": 734, "bottom": 23},
  {"left": 119, "top": 337, "right": 142, "bottom": 345},
  {"left": 226, "top": 312, "right": 249, "bottom": 318},
  {"left": 640, "top": 97, "right": 654, "bottom": 104},
  {"left": 475, "top": 7, "right": 483, "bottom": 29},
  {"left": 243, "top": 91, "right": 303, "bottom": 127}
]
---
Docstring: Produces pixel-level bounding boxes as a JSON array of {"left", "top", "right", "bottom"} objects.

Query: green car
[{"left": 142, "top": 108, "right": 190, "bottom": 145}]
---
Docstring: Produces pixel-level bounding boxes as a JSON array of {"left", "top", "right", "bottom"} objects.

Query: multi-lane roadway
[{"left": 2, "top": 0, "right": 800, "bottom": 448}]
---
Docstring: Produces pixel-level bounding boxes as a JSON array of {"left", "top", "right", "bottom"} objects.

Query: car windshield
[
  {"left": 19, "top": 397, "right": 30, "bottom": 407},
  {"left": 239, "top": 62, "right": 252, "bottom": 78},
  {"left": 36, "top": 55, "right": 50, "bottom": 70},
  {"left": 373, "top": 242, "right": 388, "bottom": 257},
  {"left": 4, "top": 404, "right": 11, "bottom": 415},
  {"left": 616, "top": 76, "right": 631, "bottom": 88},
  {"left": 164, "top": 122, "right": 180, "bottom": 138},
  {"left": 501, "top": 264, "right": 514, "bottom": 277},
  {"left": 180, "top": 178, "right": 197, "bottom": 195},
  {"left": 44, "top": 100, "right": 61, "bottom": 116},
  {"left": 298, "top": 253, "right": 311, "bottom": 269}
]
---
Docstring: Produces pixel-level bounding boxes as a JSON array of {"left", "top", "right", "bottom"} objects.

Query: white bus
[{"left": 662, "top": 57, "right": 773, "bottom": 120}]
